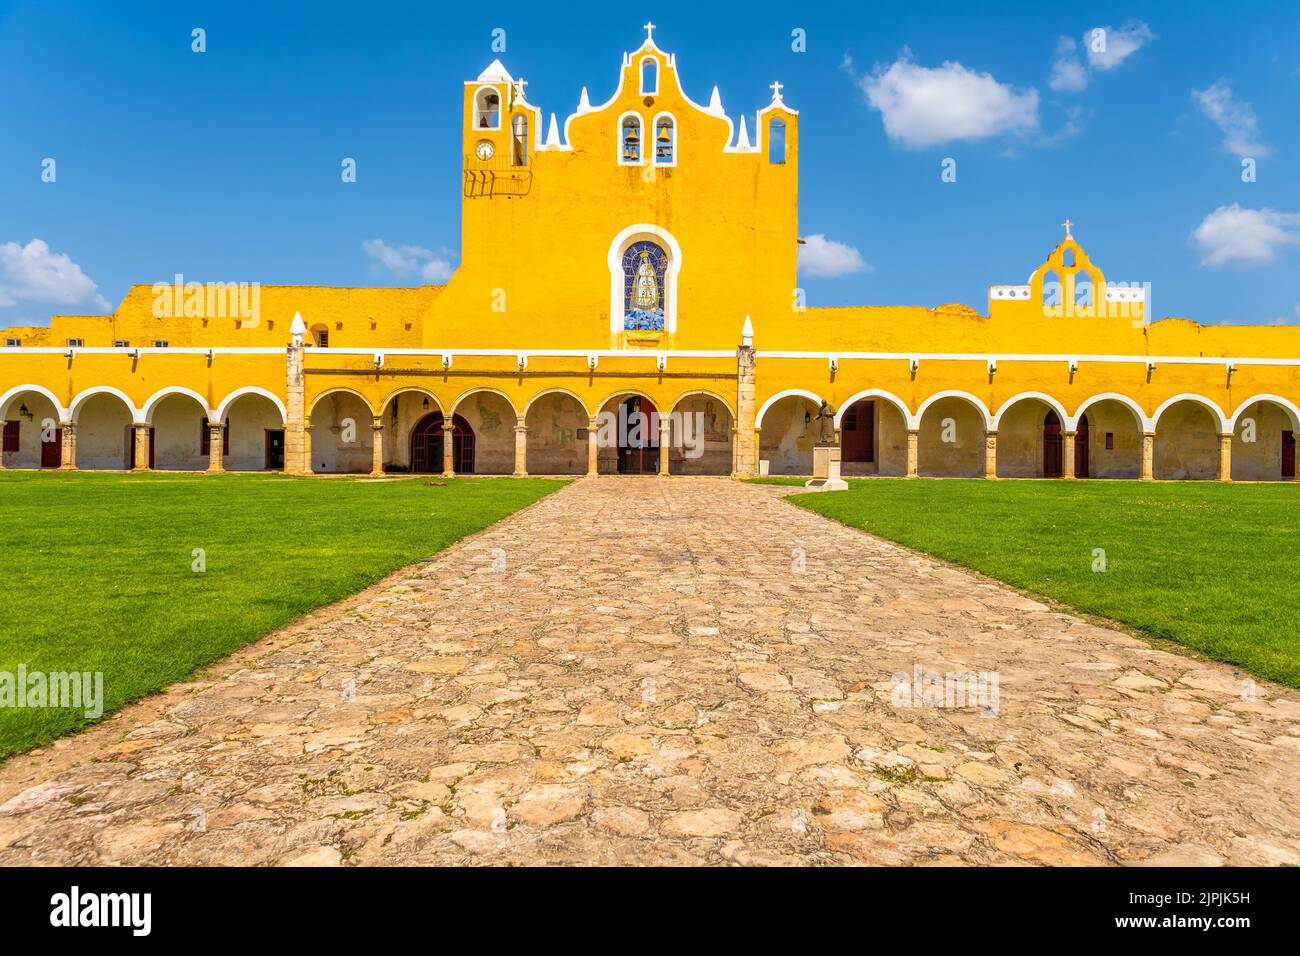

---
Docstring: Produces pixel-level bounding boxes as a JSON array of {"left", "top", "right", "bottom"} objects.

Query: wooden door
[
  {"left": 41, "top": 429, "right": 61, "bottom": 468},
  {"left": 1043, "top": 411, "right": 1063, "bottom": 478},
  {"left": 841, "top": 400, "right": 875, "bottom": 463},
  {"left": 265, "top": 430, "right": 285, "bottom": 470},
  {"left": 1284, "top": 430, "right": 1296, "bottom": 479}
]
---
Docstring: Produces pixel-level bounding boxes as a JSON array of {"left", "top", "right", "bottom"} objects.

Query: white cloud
[
  {"left": 362, "top": 239, "right": 454, "bottom": 283},
  {"left": 799, "top": 235, "right": 869, "bottom": 278},
  {"left": 0, "top": 238, "right": 111, "bottom": 312},
  {"left": 1084, "top": 22, "right": 1153, "bottom": 72},
  {"left": 1191, "top": 204, "right": 1300, "bottom": 266},
  {"left": 857, "top": 51, "right": 1039, "bottom": 148},
  {"left": 1049, "top": 38, "right": 1088, "bottom": 93},
  {"left": 1192, "top": 80, "right": 1269, "bottom": 158}
]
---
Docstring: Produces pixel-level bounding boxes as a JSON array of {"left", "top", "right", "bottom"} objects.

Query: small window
[
  {"left": 474, "top": 87, "right": 501, "bottom": 130},
  {"left": 1105, "top": 432, "right": 1114, "bottom": 450},
  {"left": 67, "top": 338, "right": 84, "bottom": 348},
  {"left": 512, "top": 114, "right": 528, "bottom": 167},
  {"left": 5, "top": 338, "right": 19, "bottom": 348},
  {"left": 2, "top": 421, "right": 18, "bottom": 453},
  {"left": 312, "top": 326, "right": 329, "bottom": 347},
  {"left": 621, "top": 115, "right": 643, "bottom": 164},
  {"left": 640, "top": 58, "right": 658, "bottom": 95},
  {"left": 113, "top": 340, "right": 129, "bottom": 348},
  {"left": 154, "top": 340, "right": 169, "bottom": 348},
  {"left": 654, "top": 117, "right": 675, "bottom": 164},
  {"left": 1062, "top": 249, "right": 1076, "bottom": 267},
  {"left": 768, "top": 119, "right": 786, "bottom": 164}
]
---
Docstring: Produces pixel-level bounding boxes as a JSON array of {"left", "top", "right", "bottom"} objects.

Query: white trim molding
[{"left": 607, "top": 224, "right": 683, "bottom": 334}]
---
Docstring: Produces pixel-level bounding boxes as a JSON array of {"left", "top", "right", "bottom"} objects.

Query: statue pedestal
[{"left": 805, "top": 445, "right": 848, "bottom": 492}]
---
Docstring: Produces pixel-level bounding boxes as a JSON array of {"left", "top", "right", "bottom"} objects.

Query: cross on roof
[
  {"left": 770, "top": 80, "right": 784, "bottom": 100},
  {"left": 643, "top": 21, "right": 656, "bottom": 41},
  {"left": 1062, "top": 218, "right": 1074, "bottom": 240}
]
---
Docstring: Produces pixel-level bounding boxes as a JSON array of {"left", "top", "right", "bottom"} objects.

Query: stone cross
[
  {"left": 643, "top": 21, "right": 656, "bottom": 41},
  {"left": 1062, "top": 218, "right": 1074, "bottom": 240}
]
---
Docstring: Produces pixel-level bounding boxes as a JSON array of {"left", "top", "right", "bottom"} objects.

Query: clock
[{"left": 475, "top": 140, "right": 495, "bottom": 161}]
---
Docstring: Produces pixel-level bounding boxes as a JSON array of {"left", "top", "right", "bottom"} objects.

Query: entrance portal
[
  {"left": 617, "top": 396, "right": 659, "bottom": 474},
  {"left": 410, "top": 412, "right": 474, "bottom": 473},
  {"left": 1043, "top": 410, "right": 1063, "bottom": 478}
]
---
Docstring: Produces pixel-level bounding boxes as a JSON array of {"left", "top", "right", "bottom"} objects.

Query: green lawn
[
  {"left": 0, "top": 472, "right": 566, "bottom": 759},
  {"left": 753, "top": 478, "right": 1300, "bottom": 688}
]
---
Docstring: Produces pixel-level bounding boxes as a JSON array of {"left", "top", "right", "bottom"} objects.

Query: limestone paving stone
[{"left": 0, "top": 477, "right": 1298, "bottom": 866}]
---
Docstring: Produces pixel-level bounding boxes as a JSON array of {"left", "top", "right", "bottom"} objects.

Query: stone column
[
  {"left": 513, "top": 415, "right": 528, "bottom": 477},
  {"left": 133, "top": 424, "right": 152, "bottom": 470},
  {"left": 1140, "top": 432, "right": 1155, "bottom": 481},
  {"left": 906, "top": 428, "right": 919, "bottom": 478},
  {"left": 658, "top": 415, "right": 671, "bottom": 476},
  {"left": 207, "top": 423, "right": 225, "bottom": 473},
  {"left": 59, "top": 422, "right": 77, "bottom": 470},
  {"left": 283, "top": 341, "right": 307, "bottom": 475},
  {"left": 733, "top": 345, "right": 757, "bottom": 476},
  {"left": 1217, "top": 433, "right": 1232, "bottom": 482},
  {"left": 442, "top": 421, "right": 456, "bottom": 477},
  {"left": 1063, "top": 431, "right": 1076, "bottom": 480},
  {"left": 370, "top": 417, "right": 384, "bottom": 477},
  {"left": 587, "top": 416, "right": 599, "bottom": 476},
  {"left": 983, "top": 430, "right": 998, "bottom": 479}
]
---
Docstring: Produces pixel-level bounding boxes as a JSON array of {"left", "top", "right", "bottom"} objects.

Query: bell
[
  {"left": 624, "top": 127, "right": 639, "bottom": 141},
  {"left": 623, "top": 145, "right": 636, "bottom": 161},
  {"left": 657, "top": 126, "right": 670, "bottom": 143}
]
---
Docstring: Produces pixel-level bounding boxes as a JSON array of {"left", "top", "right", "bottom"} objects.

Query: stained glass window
[{"left": 622, "top": 241, "right": 668, "bottom": 331}]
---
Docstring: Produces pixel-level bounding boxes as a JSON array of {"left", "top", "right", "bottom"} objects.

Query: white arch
[
  {"left": 1229, "top": 394, "right": 1300, "bottom": 432},
  {"left": 1151, "top": 393, "right": 1229, "bottom": 433},
  {"left": 833, "top": 389, "right": 914, "bottom": 429},
  {"left": 215, "top": 386, "right": 287, "bottom": 424},
  {"left": 669, "top": 388, "right": 736, "bottom": 418},
  {"left": 754, "top": 388, "right": 824, "bottom": 430},
  {"left": 68, "top": 386, "right": 140, "bottom": 423},
  {"left": 650, "top": 111, "right": 678, "bottom": 167},
  {"left": 449, "top": 386, "right": 518, "bottom": 420},
  {"left": 0, "top": 384, "right": 67, "bottom": 422},
  {"left": 594, "top": 388, "right": 659, "bottom": 416},
  {"left": 141, "top": 386, "right": 214, "bottom": 424},
  {"left": 1072, "top": 392, "right": 1150, "bottom": 432},
  {"left": 472, "top": 85, "right": 502, "bottom": 130},
  {"left": 991, "top": 391, "right": 1072, "bottom": 431},
  {"left": 616, "top": 111, "right": 645, "bottom": 166},
  {"left": 523, "top": 388, "right": 590, "bottom": 418},
  {"left": 915, "top": 390, "right": 992, "bottom": 429},
  {"left": 377, "top": 386, "right": 442, "bottom": 416},
  {"left": 607, "top": 223, "right": 683, "bottom": 334},
  {"left": 307, "top": 386, "right": 376, "bottom": 418}
]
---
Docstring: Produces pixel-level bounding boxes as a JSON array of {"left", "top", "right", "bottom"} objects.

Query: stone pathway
[{"left": 2, "top": 477, "right": 1298, "bottom": 866}]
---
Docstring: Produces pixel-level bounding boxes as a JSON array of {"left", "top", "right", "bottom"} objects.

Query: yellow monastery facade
[{"left": 3, "top": 32, "right": 1299, "bottom": 482}]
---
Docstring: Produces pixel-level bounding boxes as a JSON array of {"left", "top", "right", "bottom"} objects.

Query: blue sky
[{"left": 1, "top": 0, "right": 1298, "bottom": 328}]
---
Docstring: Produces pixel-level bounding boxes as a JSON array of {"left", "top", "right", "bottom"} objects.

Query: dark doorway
[
  {"left": 127, "top": 427, "right": 156, "bottom": 470},
  {"left": 1284, "top": 430, "right": 1296, "bottom": 480},
  {"left": 616, "top": 396, "right": 659, "bottom": 474},
  {"left": 1075, "top": 414, "right": 1090, "bottom": 479},
  {"left": 265, "top": 430, "right": 285, "bottom": 470},
  {"left": 841, "top": 400, "right": 875, "bottom": 464},
  {"left": 410, "top": 412, "right": 474, "bottom": 474},
  {"left": 1043, "top": 410, "right": 1064, "bottom": 478},
  {"left": 41, "top": 428, "right": 61, "bottom": 468}
]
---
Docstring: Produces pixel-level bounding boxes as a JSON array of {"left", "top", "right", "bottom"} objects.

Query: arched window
[
  {"left": 654, "top": 116, "right": 675, "bottom": 165},
  {"left": 768, "top": 118, "right": 786, "bottom": 164},
  {"left": 620, "top": 114, "right": 643, "bottom": 165},
  {"left": 512, "top": 114, "right": 528, "bottom": 166},
  {"left": 474, "top": 87, "right": 501, "bottom": 130},
  {"left": 640, "top": 58, "right": 658, "bottom": 95},
  {"left": 622, "top": 241, "right": 668, "bottom": 331},
  {"left": 1062, "top": 248, "right": 1076, "bottom": 267}
]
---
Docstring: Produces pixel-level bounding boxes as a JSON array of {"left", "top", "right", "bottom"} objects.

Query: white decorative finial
[
  {"left": 545, "top": 113, "right": 561, "bottom": 146},
  {"left": 708, "top": 85, "right": 723, "bottom": 114},
  {"left": 741, "top": 315, "right": 754, "bottom": 347},
  {"left": 737, "top": 115, "right": 751, "bottom": 149},
  {"left": 643, "top": 21, "right": 656, "bottom": 41},
  {"left": 290, "top": 311, "right": 307, "bottom": 346},
  {"left": 769, "top": 80, "right": 784, "bottom": 102},
  {"left": 1062, "top": 218, "right": 1074, "bottom": 240},
  {"left": 578, "top": 86, "right": 591, "bottom": 112},
  {"left": 512, "top": 77, "right": 528, "bottom": 101}
]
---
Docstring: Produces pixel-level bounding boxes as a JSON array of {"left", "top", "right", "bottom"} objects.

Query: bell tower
[{"left": 462, "top": 60, "right": 538, "bottom": 199}]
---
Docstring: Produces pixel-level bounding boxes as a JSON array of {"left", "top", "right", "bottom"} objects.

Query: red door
[
  {"left": 41, "top": 429, "right": 61, "bottom": 468},
  {"left": 617, "top": 396, "right": 659, "bottom": 474},
  {"left": 1284, "top": 430, "right": 1296, "bottom": 479},
  {"left": 841, "top": 400, "right": 875, "bottom": 463},
  {"left": 1043, "top": 410, "right": 1063, "bottom": 478},
  {"left": 409, "top": 413, "right": 474, "bottom": 473},
  {"left": 1074, "top": 414, "right": 1089, "bottom": 479}
]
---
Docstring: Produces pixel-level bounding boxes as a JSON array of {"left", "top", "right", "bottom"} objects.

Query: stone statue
[{"left": 813, "top": 400, "right": 837, "bottom": 445}]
